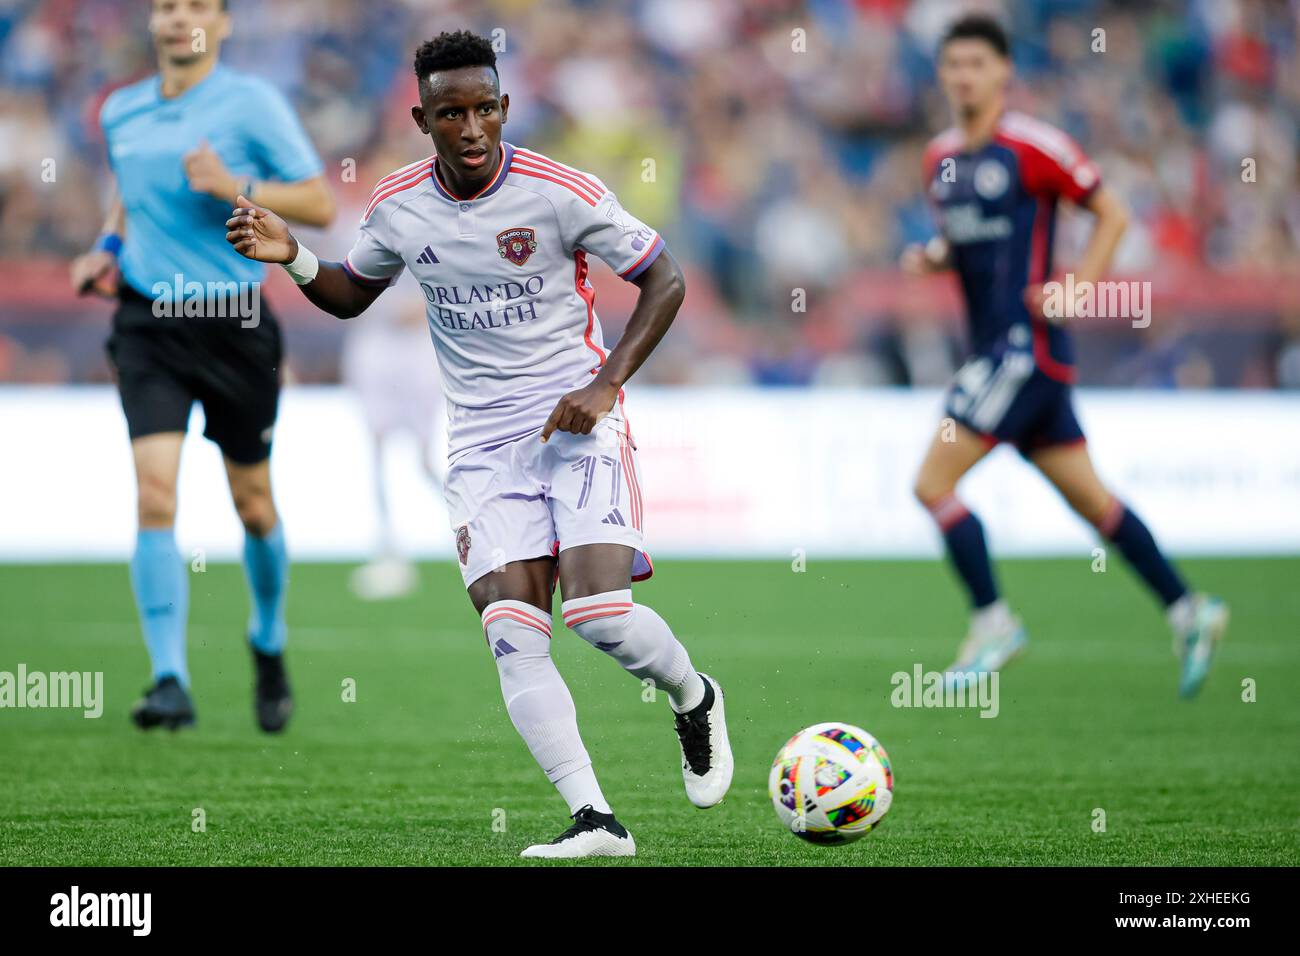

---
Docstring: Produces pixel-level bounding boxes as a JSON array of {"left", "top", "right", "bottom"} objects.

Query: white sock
[
  {"left": 554, "top": 765, "right": 612, "bottom": 815},
  {"left": 971, "top": 598, "right": 1012, "bottom": 637},
  {"left": 1166, "top": 593, "right": 1197, "bottom": 634},
  {"left": 482, "top": 600, "right": 598, "bottom": 799},
  {"left": 561, "top": 589, "right": 705, "bottom": 713}
]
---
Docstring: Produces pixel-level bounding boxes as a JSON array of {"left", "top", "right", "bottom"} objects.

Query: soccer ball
[{"left": 768, "top": 722, "right": 894, "bottom": 844}]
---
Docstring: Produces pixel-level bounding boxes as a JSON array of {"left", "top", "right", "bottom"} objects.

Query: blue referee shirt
[{"left": 100, "top": 63, "right": 323, "bottom": 299}]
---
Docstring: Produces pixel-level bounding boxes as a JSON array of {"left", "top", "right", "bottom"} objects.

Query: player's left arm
[
  {"left": 1019, "top": 126, "right": 1127, "bottom": 319},
  {"left": 184, "top": 141, "right": 336, "bottom": 228},
  {"left": 184, "top": 80, "right": 336, "bottom": 227},
  {"left": 1072, "top": 185, "right": 1129, "bottom": 289},
  {"left": 541, "top": 249, "right": 685, "bottom": 442},
  {"left": 239, "top": 175, "right": 335, "bottom": 228}
]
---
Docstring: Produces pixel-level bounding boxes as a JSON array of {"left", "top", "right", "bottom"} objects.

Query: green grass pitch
[{"left": 1, "top": 557, "right": 1297, "bottom": 866}]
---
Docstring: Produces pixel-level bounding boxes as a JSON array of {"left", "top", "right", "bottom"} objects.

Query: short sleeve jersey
[
  {"left": 922, "top": 111, "right": 1101, "bottom": 382},
  {"left": 345, "top": 142, "right": 665, "bottom": 460},
  {"left": 100, "top": 64, "right": 323, "bottom": 300}
]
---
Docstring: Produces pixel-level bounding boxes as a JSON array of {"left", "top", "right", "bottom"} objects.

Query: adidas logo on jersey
[
  {"left": 415, "top": 245, "right": 439, "bottom": 265},
  {"left": 601, "top": 508, "right": 626, "bottom": 526}
]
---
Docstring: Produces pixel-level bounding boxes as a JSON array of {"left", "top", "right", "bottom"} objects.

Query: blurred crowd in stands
[{"left": 2, "top": 0, "right": 1299, "bottom": 387}]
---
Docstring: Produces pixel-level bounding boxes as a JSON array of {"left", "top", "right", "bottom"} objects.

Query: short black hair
[
  {"left": 413, "top": 30, "right": 498, "bottom": 83},
  {"left": 940, "top": 13, "right": 1010, "bottom": 58}
]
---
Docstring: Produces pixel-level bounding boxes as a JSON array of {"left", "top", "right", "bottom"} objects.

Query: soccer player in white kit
[{"left": 226, "top": 30, "right": 732, "bottom": 858}]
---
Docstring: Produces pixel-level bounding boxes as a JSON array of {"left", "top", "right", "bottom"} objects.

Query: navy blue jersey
[{"left": 923, "top": 112, "right": 1101, "bottom": 383}]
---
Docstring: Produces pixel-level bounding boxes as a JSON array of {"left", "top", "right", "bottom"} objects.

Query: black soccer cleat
[
  {"left": 130, "top": 676, "right": 196, "bottom": 731},
  {"left": 251, "top": 646, "right": 293, "bottom": 733},
  {"left": 520, "top": 805, "right": 636, "bottom": 858}
]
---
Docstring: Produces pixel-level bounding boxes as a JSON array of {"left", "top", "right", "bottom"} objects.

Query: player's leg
[
  {"left": 450, "top": 444, "right": 631, "bottom": 857},
  {"left": 559, "top": 544, "right": 704, "bottom": 713},
  {"left": 1029, "top": 439, "right": 1228, "bottom": 696},
  {"left": 549, "top": 421, "right": 733, "bottom": 810},
  {"left": 225, "top": 454, "right": 287, "bottom": 654},
  {"left": 224, "top": 454, "right": 294, "bottom": 730},
  {"left": 913, "top": 418, "right": 1024, "bottom": 676},
  {"left": 467, "top": 556, "right": 632, "bottom": 857},
  {"left": 127, "top": 431, "right": 196, "bottom": 729},
  {"left": 559, "top": 544, "right": 731, "bottom": 808},
  {"left": 193, "top": 312, "right": 292, "bottom": 730},
  {"left": 107, "top": 320, "right": 197, "bottom": 729}
]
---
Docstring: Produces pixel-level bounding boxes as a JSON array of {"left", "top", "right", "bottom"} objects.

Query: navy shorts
[{"left": 943, "top": 349, "right": 1085, "bottom": 457}]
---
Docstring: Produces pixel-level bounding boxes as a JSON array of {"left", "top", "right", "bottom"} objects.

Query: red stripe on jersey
[
  {"left": 365, "top": 162, "right": 434, "bottom": 220},
  {"left": 619, "top": 236, "right": 662, "bottom": 279},
  {"left": 573, "top": 251, "right": 606, "bottom": 367},
  {"left": 366, "top": 159, "right": 434, "bottom": 204},
  {"left": 372, "top": 155, "right": 436, "bottom": 193},
  {"left": 510, "top": 167, "right": 599, "bottom": 206},
  {"left": 1032, "top": 322, "right": 1074, "bottom": 382},
  {"left": 1028, "top": 197, "right": 1075, "bottom": 384},
  {"left": 509, "top": 155, "right": 603, "bottom": 203},
  {"left": 512, "top": 149, "right": 602, "bottom": 192},
  {"left": 1029, "top": 196, "right": 1051, "bottom": 285}
]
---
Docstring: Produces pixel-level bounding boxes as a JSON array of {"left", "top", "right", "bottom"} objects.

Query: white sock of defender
[
  {"left": 1166, "top": 593, "right": 1197, "bottom": 635},
  {"left": 481, "top": 600, "right": 610, "bottom": 814},
  {"left": 971, "top": 598, "right": 1013, "bottom": 637},
  {"left": 562, "top": 590, "right": 705, "bottom": 713}
]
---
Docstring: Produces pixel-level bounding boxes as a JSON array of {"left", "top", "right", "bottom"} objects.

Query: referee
[{"left": 69, "top": 0, "right": 335, "bottom": 732}]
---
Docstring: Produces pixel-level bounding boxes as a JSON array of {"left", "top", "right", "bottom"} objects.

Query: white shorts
[{"left": 444, "top": 415, "right": 653, "bottom": 588}]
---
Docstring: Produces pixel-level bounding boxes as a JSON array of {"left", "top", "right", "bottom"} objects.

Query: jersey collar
[
  {"left": 153, "top": 61, "right": 227, "bottom": 106},
  {"left": 431, "top": 142, "right": 514, "bottom": 204}
]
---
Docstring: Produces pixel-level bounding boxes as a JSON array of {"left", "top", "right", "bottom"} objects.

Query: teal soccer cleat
[
  {"left": 944, "top": 615, "right": 1028, "bottom": 691},
  {"left": 1176, "top": 594, "right": 1229, "bottom": 699}
]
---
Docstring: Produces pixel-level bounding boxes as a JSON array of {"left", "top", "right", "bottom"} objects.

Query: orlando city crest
[
  {"left": 456, "top": 524, "right": 472, "bottom": 565},
  {"left": 496, "top": 227, "right": 538, "bottom": 266}
]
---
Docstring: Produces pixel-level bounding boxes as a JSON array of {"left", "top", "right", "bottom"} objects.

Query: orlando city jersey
[
  {"left": 922, "top": 111, "right": 1101, "bottom": 383},
  {"left": 344, "top": 142, "right": 665, "bottom": 460}
]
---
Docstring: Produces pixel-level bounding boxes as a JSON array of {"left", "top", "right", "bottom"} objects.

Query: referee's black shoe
[
  {"left": 130, "top": 676, "right": 196, "bottom": 731},
  {"left": 252, "top": 646, "right": 293, "bottom": 733}
]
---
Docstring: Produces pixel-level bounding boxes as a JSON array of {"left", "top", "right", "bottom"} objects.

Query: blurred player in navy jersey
[
  {"left": 68, "top": 0, "right": 335, "bottom": 730},
  {"left": 902, "top": 14, "right": 1227, "bottom": 697}
]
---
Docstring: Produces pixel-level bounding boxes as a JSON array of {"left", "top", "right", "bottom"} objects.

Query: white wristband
[{"left": 282, "top": 241, "right": 319, "bottom": 285}]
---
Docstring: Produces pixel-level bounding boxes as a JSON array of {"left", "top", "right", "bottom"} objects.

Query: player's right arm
[
  {"left": 70, "top": 187, "right": 126, "bottom": 297},
  {"left": 225, "top": 196, "right": 385, "bottom": 319}
]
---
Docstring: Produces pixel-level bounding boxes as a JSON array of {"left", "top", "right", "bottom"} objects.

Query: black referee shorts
[{"left": 105, "top": 285, "right": 284, "bottom": 465}]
